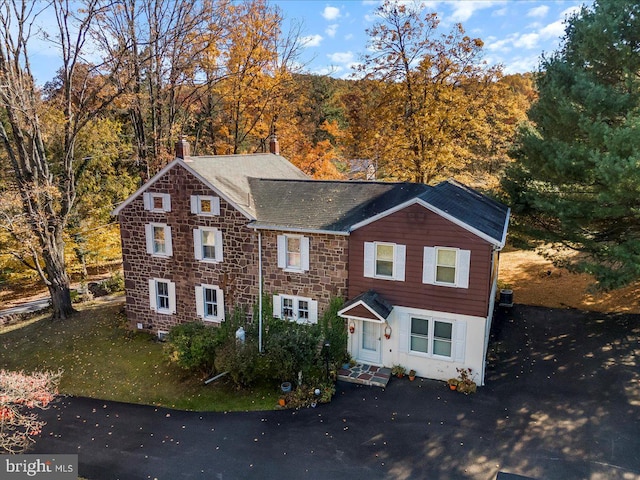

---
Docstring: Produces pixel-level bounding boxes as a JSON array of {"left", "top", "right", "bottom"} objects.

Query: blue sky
[
  {"left": 27, "top": 0, "right": 585, "bottom": 83},
  {"left": 274, "top": 0, "right": 584, "bottom": 77}
]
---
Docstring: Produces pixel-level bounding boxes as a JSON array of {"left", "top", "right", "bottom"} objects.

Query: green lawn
[{"left": 0, "top": 297, "right": 279, "bottom": 411}]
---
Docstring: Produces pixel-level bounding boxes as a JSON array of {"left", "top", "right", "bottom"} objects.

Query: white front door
[{"left": 358, "top": 321, "right": 381, "bottom": 364}]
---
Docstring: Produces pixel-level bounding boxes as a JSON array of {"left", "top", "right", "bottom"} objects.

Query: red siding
[
  {"left": 341, "top": 303, "right": 380, "bottom": 320},
  {"left": 349, "top": 203, "right": 493, "bottom": 318}
]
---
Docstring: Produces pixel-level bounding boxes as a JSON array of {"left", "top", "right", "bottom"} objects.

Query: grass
[{"left": 0, "top": 297, "right": 279, "bottom": 412}]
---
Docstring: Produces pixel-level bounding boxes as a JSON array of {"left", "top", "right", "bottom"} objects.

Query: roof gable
[
  {"left": 113, "top": 154, "right": 308, "bottom": 218},
  {"left": 338, "top": 290, "right": 393, "bottom": 322},
  {"left": 349, "top": 180, "right": 510, "bottom": 248}
]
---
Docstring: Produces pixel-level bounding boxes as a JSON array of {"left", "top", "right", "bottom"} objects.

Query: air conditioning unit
[{"left": 499, "top": 289, "right": 513, "bottom": 307}]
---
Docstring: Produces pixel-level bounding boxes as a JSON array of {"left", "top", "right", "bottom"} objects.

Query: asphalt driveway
[{"left": 32, "top": 305, "right": 640, "bottom": 480}]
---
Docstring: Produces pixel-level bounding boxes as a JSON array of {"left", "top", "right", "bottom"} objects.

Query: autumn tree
[
  {"left": 97, "top": 0, "right": 216, "bottom": 177},
  {"left": 203, "top": 0, "right": 304, "bottom": 155},
  {"left": 353, "top": 0, "right": 501, "bottom": 183},
  {"left": 0, "top": 0, "right": 132, "bottom": 318},
  {"left": 503, "top": 0, "right": 640, "bottom": 288}
]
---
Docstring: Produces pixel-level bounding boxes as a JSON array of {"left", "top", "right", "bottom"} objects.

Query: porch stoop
[{"left": 337, "top": 363, "right": 391, "bottom": 388}]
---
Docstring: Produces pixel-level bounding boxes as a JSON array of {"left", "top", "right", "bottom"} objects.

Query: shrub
[
  {"left": 103, "top": 271, "right": 125, "bottom": 293},
  {"left": 284, "top": 382, "right": 336, "bottom": 409},
  {"left": 214, "top": 339, "right": 265, "bottom": 387},
  {"left": 165, "top": 322, "right": 225, "bottom": 376},
  {"left": 264, "top": 320, "right": 322, "bottom": 383},
  {"left": 319, "top": 297, "right": 347, "bottom": 367}
]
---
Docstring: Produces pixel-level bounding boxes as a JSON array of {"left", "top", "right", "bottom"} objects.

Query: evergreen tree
[{"left": 503, "top": 0, "right": 640, "bottom": 289}]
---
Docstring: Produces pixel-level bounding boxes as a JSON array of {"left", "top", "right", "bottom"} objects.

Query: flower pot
[
  {"left": 449, "top": 384, "right": 457, "bottom": 391},
  {"left": 281, "top": 382, "right": 292, "bottom": 393},
  {"left": 409, "top": 375, "right": 415, "bottom": 381}
]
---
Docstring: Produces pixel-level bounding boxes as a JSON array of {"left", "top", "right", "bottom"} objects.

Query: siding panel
[{"left": 349, "top": 204, "right": 493, "bottom": 318}]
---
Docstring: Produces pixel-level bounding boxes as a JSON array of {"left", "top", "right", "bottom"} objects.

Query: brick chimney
[
  {"left": 175, "top": 136, "right": 191, "bottom": 161},
  {"left": 269, "top": 134, "right": 280, "bottom": 155}
]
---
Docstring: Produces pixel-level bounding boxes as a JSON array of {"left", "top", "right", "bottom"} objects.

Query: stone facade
[
  {"left": 260, "top": 231, "right": 349, "bottom": 315},
  {"left": 119, "top": 163, "right": 259, "bottom": 332},
  {"left": 118, "top": 162, "right": 348, "bottom": 333}
]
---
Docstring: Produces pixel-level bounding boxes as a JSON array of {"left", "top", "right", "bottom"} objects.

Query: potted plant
[
  {"left": 391, "top": 364, "right": 406, "bottom": 378},
  {"left": 447, "top": 378, "right": 459, "bottom": 390},
  {"left": 451, "top": 367, "right": 477, "bottom": 394},
  {"left": 408, "top": 369, "right": 416, "bottom": 381}
]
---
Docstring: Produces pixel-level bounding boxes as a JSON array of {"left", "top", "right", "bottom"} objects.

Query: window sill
[{"left": 283, "top": 267, "right": 305, "bottom": 273}]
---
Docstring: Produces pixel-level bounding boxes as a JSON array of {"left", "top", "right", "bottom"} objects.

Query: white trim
[
  {"left": 349, "top": 198, "right": 506, "bottom": 248},
  {"left": 146, "top": 223, "right": 173, "bottom": 257},
  {"left": 364, "top": 241, "right": 405, "bottom": 281},
  {"left": 193, "top": 227, "right": 223, "bottom": 263},
  {"left": 338, "top": 300, "right": 387, "bottom": 323},
  {"left": 406, "top": 314, "right": 459, "bottom": 361},
  {"left": 248, "top": 222, "right": 350, "bottom": 236},
  {"left": 423, "top": 246, "right": 470, "bottom": 289},
  {"left": 190, "top": 195, "right": 220, "bottom": 216},
  {"left": 149, "top": 278, "right": 176, "bottom": 315},
  {"left": 277, "top": 234, "right": 310, "bottom": 272},
  {"left": 272, "top": 294, "right": 318, "bottom": 324},
  {"left": 196, "top": 284, "right": 225, "bottom": 322},
  {"left": 143, "top": 192, "right": 171, "bottom": 212}
]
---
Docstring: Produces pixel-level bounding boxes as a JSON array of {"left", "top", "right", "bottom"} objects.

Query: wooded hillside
[{"left": 0, "top": 0, "right": 533, "bottom": 314}]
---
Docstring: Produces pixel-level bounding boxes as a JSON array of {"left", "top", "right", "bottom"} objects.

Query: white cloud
[
  {"left": 301, "top": 34, "right": 323, "bottom": 47},
  {"left": 514, "top": 32, "right": 540, "bottom": 50},
  {"left": 322, "top": 6, "right": 341, "bottom": 21},
  {"left": 327, "top": 51, "right": 354, "bottom": 64},
  {"left": 448, "top": 1, "right": 499, "bottom": 23},
  {"left": 492, "top": 7, "right": 507, "bottom": 17},
  {"left": 527, "top": 5, "right": 549, "bottom": 18},
  {"left": 326, "top": 24, "right": 338, "bottom": 38},
  {"left": 344, "top": 33, "right": 354, "bottom": 41}
]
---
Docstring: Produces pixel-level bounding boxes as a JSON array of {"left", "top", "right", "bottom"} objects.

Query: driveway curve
[{"left": 33, "top": 305, "right": 640, "bottom": 480}]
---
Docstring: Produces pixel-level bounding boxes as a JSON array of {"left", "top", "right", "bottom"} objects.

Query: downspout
[{"left": 258, "top": 231, "right": 263, "bottom": 353}]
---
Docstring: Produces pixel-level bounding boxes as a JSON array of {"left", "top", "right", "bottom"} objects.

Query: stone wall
[
  {"left": 260, "top": 231, "right": 349, "bottom": 315},
  {"left": 119, "top": 163, "right": 259, "bottom": 332}
]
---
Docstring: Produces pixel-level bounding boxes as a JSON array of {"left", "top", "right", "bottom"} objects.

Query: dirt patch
[{"left": 499, "top": 249, "right": 640, "bottom": 313}]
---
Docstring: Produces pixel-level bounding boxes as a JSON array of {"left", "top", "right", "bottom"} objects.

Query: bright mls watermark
[{"left": 0, "top": 455, "right": 77, "bottom": 479}]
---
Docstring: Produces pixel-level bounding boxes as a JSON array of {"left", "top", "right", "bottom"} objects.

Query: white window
[
  {"left": 277, "top": 235, "right": 310, "bottom": 272},
  {"left": 422, "top": 247, "right": 470, "bottom": 288},
  {"left": 399, "top": 313, "right": 467, "bottom": 362},
  {"left": 190, "top": 195, "right": 220, "bottom": 216},
  {"left": 364, "top": 241, "right": 406, "bottom": 281},
  {"left": 193, "top": 227, "right": 223, "bottom": 262},
  {"left": 195, "top": 284, "right": 225, "bottom": 322},
  {"left": 148, "top": 278, "right": 176, "bottom": 315},
  {"left": 145, "top": 223, "right": 173, "bottom": 257},
  {"left": 143, "top": 192, "right": 171, "bottom": 212},
  {"left": 410, "top": 317, "right": 453, "bottom": 358},
  {"left": 273, "top": 294, "right": 318, "bottom": 324}
]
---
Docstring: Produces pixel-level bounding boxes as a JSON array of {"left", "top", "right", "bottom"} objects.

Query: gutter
[
  {"left": 258, "top": 230, "right": 263, "bottom": 353},
  {"left": 248, "top": 222, "right": 350, "bottom": 236}
]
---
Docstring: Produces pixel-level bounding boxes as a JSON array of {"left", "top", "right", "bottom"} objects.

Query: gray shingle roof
[
  {"left": 339, "top": 290, "right": 393, "bottom": 321},
  {"left": 249, "top": 179, "right": 429, "bottom": 232},
  {"left": 186, "top": 154, "right": 308, "bottom": 218},
  {"left": 419, "top": 180, "right": 510, "bottom": 246}
]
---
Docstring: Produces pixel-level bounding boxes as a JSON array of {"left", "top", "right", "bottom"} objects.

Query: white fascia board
[
  {"left": 498, "top": 208, "right": 511, "bottom": 250},
  {"left": 248, "top": 222, "right": 350, "bottom": 236},
  {"left": 112, "top": 159, "right": 255, "bottom": 221},
  {"left": 338, "top": 300, "right": 387, "bottom": 322},
  {"left": 348, "top": 198, "right": 505, "bottom": 248}
]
